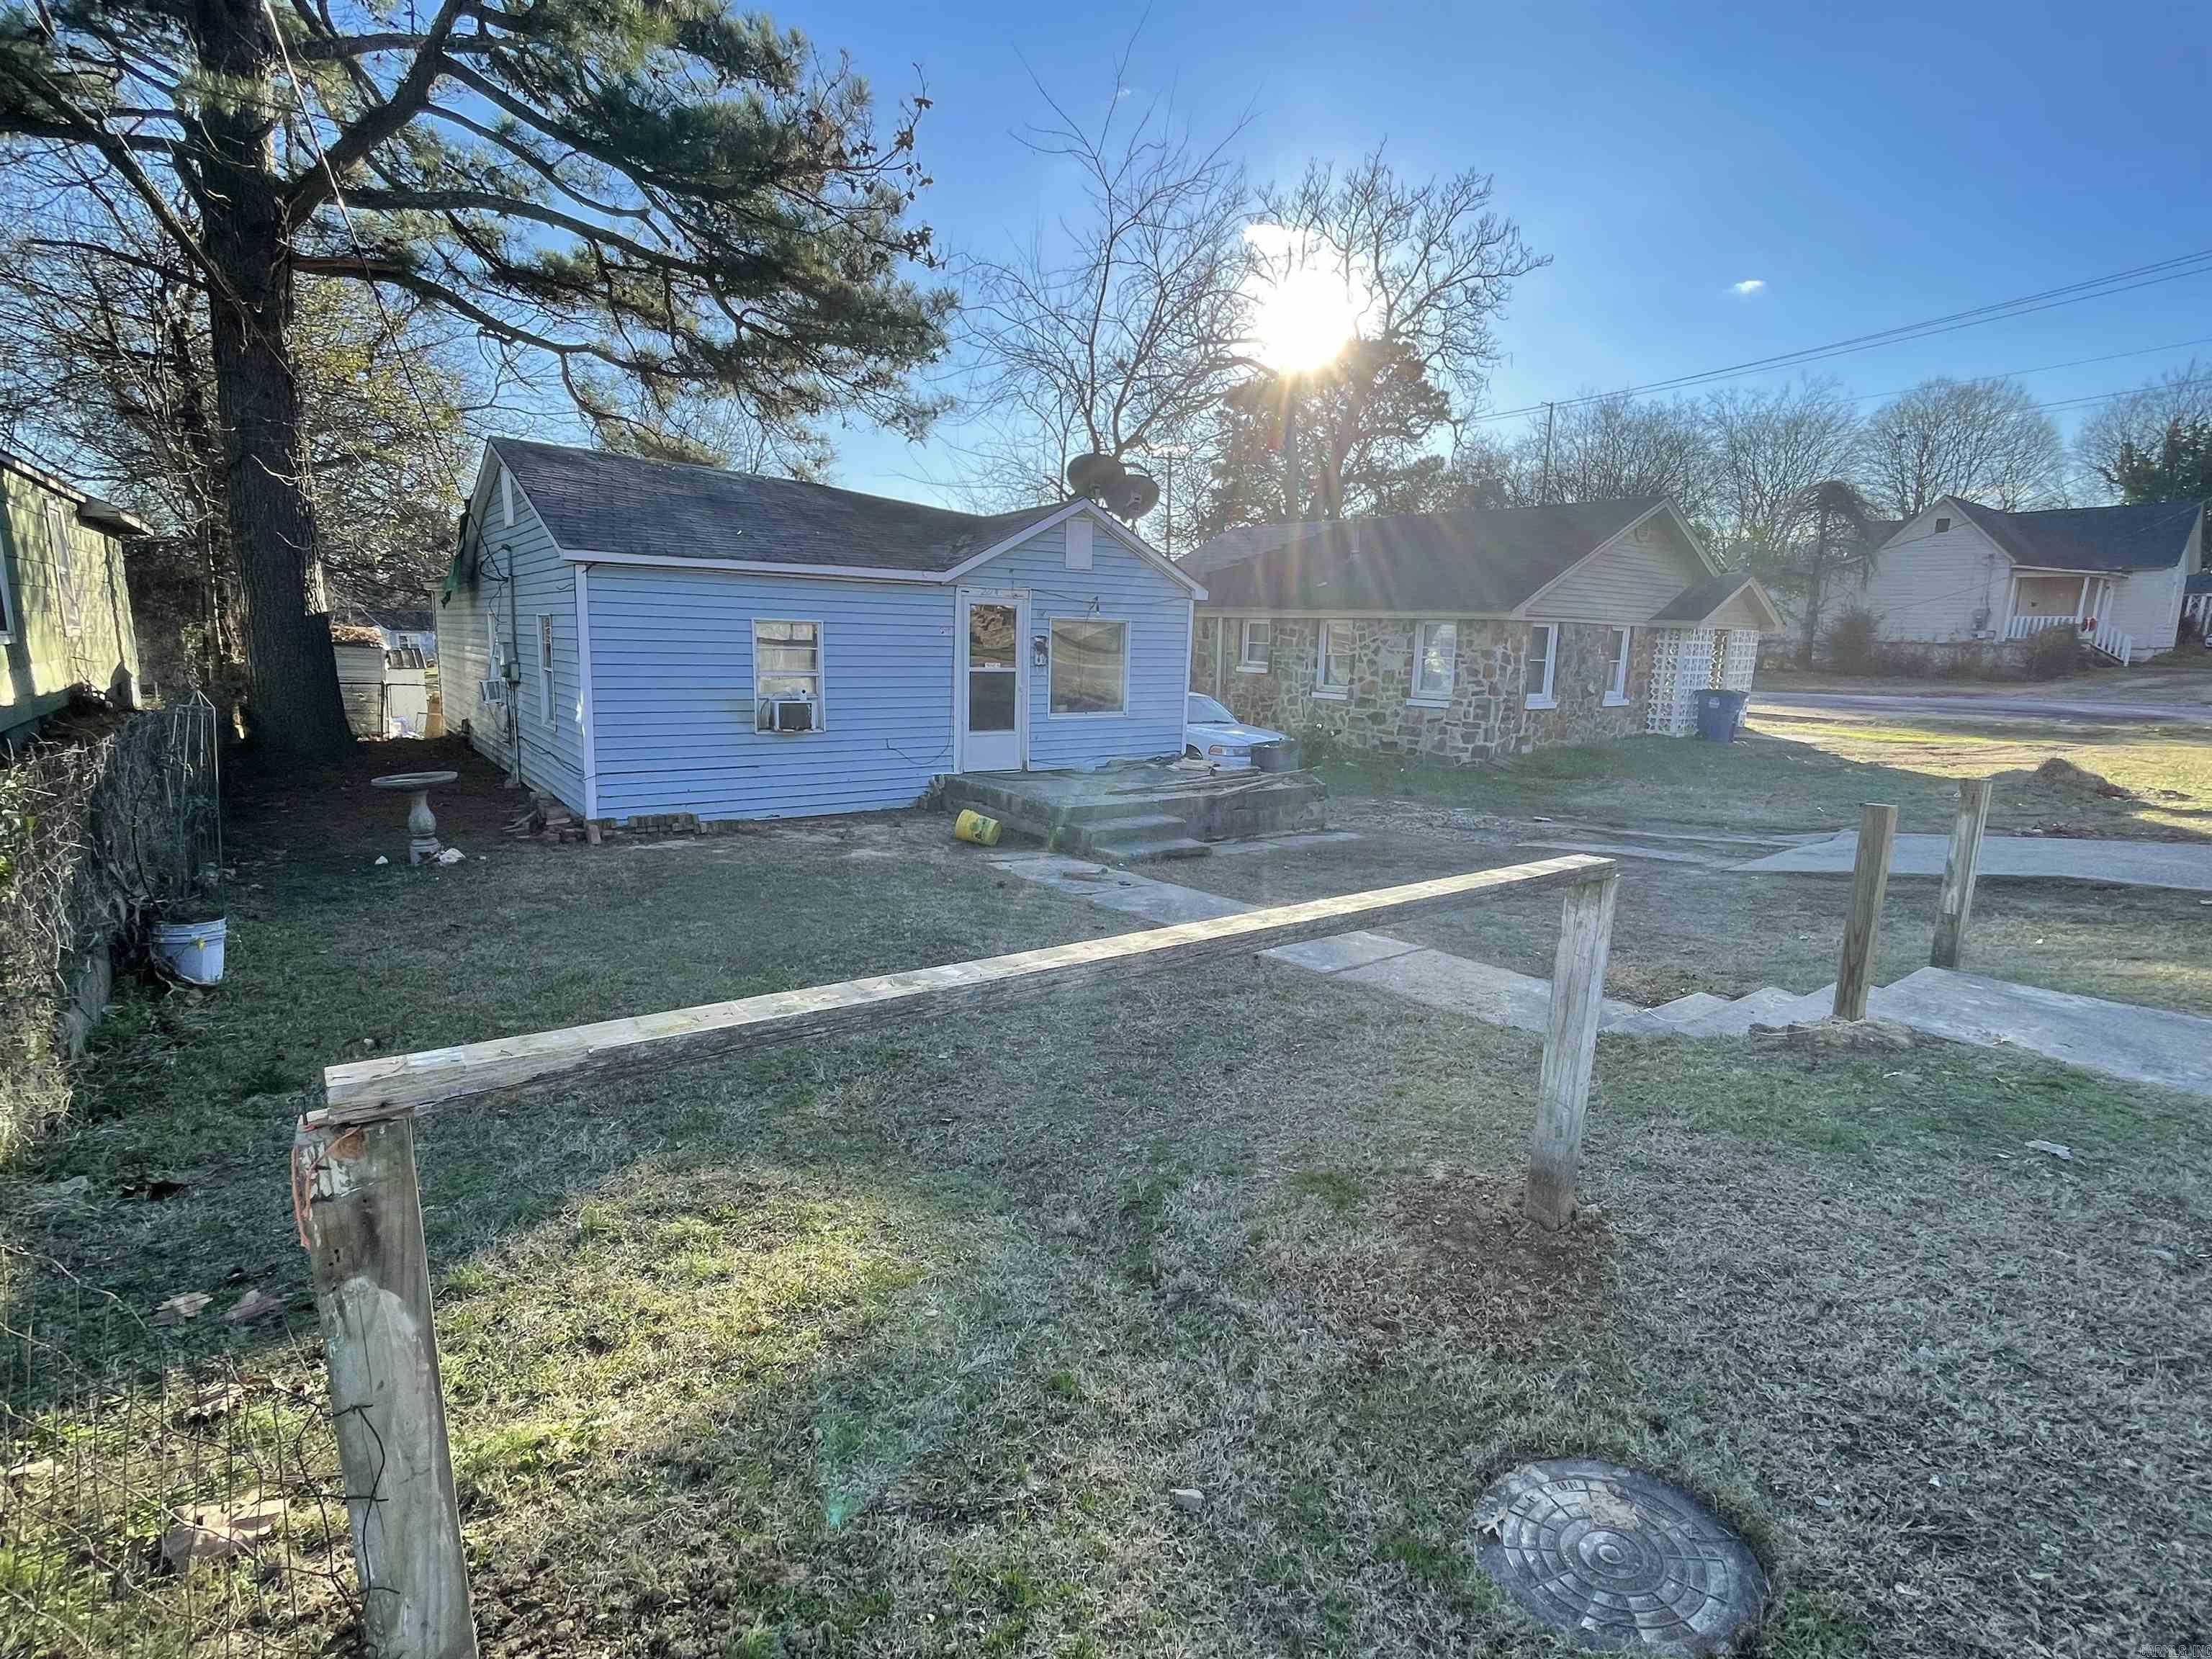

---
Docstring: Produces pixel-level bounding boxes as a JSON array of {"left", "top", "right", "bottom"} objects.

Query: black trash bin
[{"left": 1694, "top": 688, "right": 1749, "bottom": 742}]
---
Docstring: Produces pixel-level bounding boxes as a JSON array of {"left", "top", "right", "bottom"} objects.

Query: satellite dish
[
  {"left": 1065, "top": 451, "right": 1124, "bottom": 498},
  {"left": 1118, "top": 472, "right": 1161, "bottom": 520}
]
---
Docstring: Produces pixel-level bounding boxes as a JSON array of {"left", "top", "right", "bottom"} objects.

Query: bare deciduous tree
[
  {"left": 958, "top": 58, "right": 1254, "bottom": 511},
  {"left": 1243, "top": 153, "right": 1545, "bottom": 519},
  {"left": 2072, "top": 360, "right": 2212, "bottom": 501},
  {"left": 1862, "top": 377, "right": 2065, "bottom": 516},
  {"left": 1451, "top": 395, "right": 1712, "bottom": 524},
  {"left": 1701, "top": 377, "right": 1862, "bottom": 557},
  {"left": 0, "top": 186, "right": 477, "bottom": 698}
]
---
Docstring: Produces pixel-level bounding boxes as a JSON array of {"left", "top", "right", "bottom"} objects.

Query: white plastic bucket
[{"left": 151, "top": 917, "right": 227, "bottom": 985}]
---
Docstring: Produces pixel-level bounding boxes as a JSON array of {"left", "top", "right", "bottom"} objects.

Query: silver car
[{"left": 1186, "top": 693, "right": 1287, "bottom": 770}]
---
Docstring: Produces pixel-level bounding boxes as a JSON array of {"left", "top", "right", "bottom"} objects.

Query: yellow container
[{"left": 953, "top": 808, "right": 1002, "bottom": 847}]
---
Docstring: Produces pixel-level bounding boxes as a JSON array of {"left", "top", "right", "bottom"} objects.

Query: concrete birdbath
[{"left": 371, "top": 770, "right": 459, "bottom": 865}]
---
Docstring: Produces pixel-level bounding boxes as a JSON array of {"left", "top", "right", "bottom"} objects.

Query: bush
[
  {"left": 2023, "top": 627, "right": 2086, "bottom": 680},
  {"left": 1823, "top": 606, "right": 1883, "bottom": 675}
]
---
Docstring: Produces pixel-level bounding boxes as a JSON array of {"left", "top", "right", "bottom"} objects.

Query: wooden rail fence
[{"left": 296, "top": 854, "right": 1619, "bottom": 1658}]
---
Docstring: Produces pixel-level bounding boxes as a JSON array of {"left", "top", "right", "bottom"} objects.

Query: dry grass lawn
[{"left": 4, "top": 739, "right": 2208, "bottom": 1658}]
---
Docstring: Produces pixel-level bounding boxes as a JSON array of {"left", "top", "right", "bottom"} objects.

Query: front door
[{"left": 958, "top": 589, "right": 1025, "bottom": 771}]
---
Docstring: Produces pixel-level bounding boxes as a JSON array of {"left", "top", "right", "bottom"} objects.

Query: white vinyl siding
[
  {"left": 1853, "top": 507, "right": 2012, "bottom": 642},
  {"left": 1316, "top": 619, "right": 1353, "bottom": 697},
  {"left": 2105, "top": 559, "right": 2188, "bottom": 657}
]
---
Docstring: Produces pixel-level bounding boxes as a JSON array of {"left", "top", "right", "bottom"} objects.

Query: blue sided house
[{"left": 436, "top": 439, "right": 1206, "bottom": 827}]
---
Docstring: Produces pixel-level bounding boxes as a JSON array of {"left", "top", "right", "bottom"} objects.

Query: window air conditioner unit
[
  {"left": 758, "top": 696, "right": 817, "bottom": 734},
  {"left": 478, "top": 678, "right": 509, "bottom": 705}
]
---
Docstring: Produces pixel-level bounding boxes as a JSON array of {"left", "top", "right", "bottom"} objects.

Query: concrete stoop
[{"left": 943, "top": 768, "right": 1326, "bottom": 862}]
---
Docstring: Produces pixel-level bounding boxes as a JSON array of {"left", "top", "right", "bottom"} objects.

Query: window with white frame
[
  {"left": 1050, "top": 618, "right": 1128, "bottom": 714},
  {"left": 754, "top": 619, "right": 823, "bottom": 732},
  {"left": 1316, "top": 619, "right": 1354, "bottom": 696},
  {"left": 1238, "top": 617, "right": 1271, "bottom": 670},
  {"left": 1413, "top": 620, "right": 1456, "bottom": 701},
  {"left": 536, "top": 613, "right": 555, "bottom": 727},
  {"left": 43, "top": 503, "right": 83, "bottom": 639},
  {"left": 1604, "top": 626, "right": 1632, "bottom": 705},
  {"left": 1524, "top": 623, "right": 1557, "bottom": 708}
]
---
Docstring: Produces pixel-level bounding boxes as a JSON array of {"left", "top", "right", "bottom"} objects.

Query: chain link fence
[{"left": 1, "top": 1250, "right": 359, "bottom": 1657}]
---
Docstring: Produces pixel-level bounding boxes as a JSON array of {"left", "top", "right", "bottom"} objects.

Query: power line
[
  {"left": 1472, "top": 248, "right": 2212, "bottom": 423},
  {"left": 2028, "top": 372, "right": 2212, "bottom": 414},
  {"left": 1840, "top": 336, "right": 2212, "bottom": 407}
]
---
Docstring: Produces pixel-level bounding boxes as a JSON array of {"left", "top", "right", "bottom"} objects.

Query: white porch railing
[
  {"left": 2186, "top": 593, "right": 2212, "bottom": 635},
  {"left": 2004, "top": 612, "right": 2132, "bottom": 663}
]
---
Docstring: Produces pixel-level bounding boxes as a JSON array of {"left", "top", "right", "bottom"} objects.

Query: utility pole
[
  {"left": 1540, "top": 403, "right": 1556, "bottom": 504},
  {"left": 1138, "top": 444, "right": 1192, "bottom": 558}
]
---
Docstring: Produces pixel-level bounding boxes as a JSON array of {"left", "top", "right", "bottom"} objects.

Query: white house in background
[{"left": 1848, "top": 497, "right": 2206, "bottom": 663}]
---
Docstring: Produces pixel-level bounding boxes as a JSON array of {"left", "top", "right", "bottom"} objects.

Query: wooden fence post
[
  {"left": 1526, "top": 871, "right": 1619, "bottom": 1231},
  {"left": 1930, "top": 779, "right": 1992, "bottom": 970},
  {"left": 1833, "top": 803, "right": 1899, "bottom": 1020},
  {"left": 295, "top": 1115, "right": 478, "bottom": 1659}
]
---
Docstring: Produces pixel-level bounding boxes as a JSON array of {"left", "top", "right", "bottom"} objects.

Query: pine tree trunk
[{"left": 192, "top": 1, "right": 350, "bottom": 760}]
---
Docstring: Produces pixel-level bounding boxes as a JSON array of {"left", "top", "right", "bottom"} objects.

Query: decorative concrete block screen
[{"left": 1645, "top": 627, "right": 1755, "bottom": 736}]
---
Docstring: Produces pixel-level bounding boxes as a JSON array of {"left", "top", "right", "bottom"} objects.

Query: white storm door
[{"left": 958, "top": 588, "right": 1026, "bottom": 771}]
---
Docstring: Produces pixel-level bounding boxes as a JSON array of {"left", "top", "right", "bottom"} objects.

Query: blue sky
[{"left": 772, "top": 0, "right": 2212, "bottom": 503}]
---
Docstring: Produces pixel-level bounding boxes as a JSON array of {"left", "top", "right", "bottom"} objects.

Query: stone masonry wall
[{"left": 1199, "top": 616, "right": 1653, "bottom": 763}]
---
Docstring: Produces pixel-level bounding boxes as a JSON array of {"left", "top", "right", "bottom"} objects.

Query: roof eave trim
[{"left": 556, "top": 547, "right": 950, "bottom": 583}]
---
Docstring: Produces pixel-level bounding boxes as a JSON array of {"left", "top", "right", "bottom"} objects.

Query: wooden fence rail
[{"left": 298, "top": 853, "right": 1619, "bottom": 1658}]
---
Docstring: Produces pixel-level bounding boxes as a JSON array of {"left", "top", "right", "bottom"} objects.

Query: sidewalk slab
[
  {"left": 1864, "top": 968, "right": 2212, "bottom": 1098},
  {"left": 1736, "top": 832, "right": 2212, "bottom": 892}
]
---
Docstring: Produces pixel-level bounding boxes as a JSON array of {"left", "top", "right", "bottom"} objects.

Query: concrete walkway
[
  {"left": 1735, "top": 832, "right": 2212, "bottom": 892},
  {"left": 991, "top": 853, "right": 1683, "bottom": 1037},
  {"left": 1754, "top": 689, "right": 2212, "bottom": 727},
  {"left": 1863, "top": 968, "right": 2212, "bottom": 1098},
  {"left": 992, "top": 852, "right": 2212, "bottom": 1099}
]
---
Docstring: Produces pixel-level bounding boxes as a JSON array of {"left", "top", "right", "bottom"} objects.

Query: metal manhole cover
[{"left": 1473, "top": 1459, "right": 1766, "bottom": 1653}]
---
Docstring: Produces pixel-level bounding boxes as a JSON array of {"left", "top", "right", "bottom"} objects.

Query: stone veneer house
[{"left": 1187, "top": 498, "right": 1781, "bottom": 761}]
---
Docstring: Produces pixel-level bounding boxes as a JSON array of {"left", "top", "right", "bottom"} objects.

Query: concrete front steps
[{"left": 943, "top": 768, "right": 1327, "bottom": 862}]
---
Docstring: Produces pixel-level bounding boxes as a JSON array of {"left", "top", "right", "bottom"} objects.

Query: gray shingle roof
[
  {"left": 490, "top": 438, "right": 1066, "bottom": 574},
  {"left": 1192, "top": 499, "right": 1671, "bottom": 613},
  {"left": 1175, "top": 521, "right": 1308, "bottom": 575},
  {"left": 1651, "top": 572, "right": 1768, "bottom": 624},
  {"left": 2186, "top": 569, "right": 2212, "bottom": 596},
  {"left": 1948, "top": 498, "right": 2203, "bottom": 573}
]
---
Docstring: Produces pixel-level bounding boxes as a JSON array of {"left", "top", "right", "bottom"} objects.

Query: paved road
[{"left": 1754, "top": 689, "right": 2212, "bottom": 727}]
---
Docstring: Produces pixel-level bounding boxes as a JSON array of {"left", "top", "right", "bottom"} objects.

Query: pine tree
[
  {"left": 2113, "top": 418, "right": 2212, "bottom": 504},
  {"left": 1, "top": 3, "right": 949, "bottom": 757}
]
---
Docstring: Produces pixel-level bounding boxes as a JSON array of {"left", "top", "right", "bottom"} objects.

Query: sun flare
[{"left": 1245, "top": 228, "right": 1367, "bottom": 373}]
